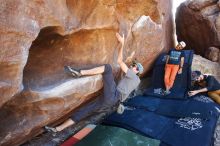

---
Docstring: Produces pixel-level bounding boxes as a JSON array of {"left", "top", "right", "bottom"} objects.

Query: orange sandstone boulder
[
  {"left": 176, "top": 0, "right": 220, "bottom": 56},
  {"left": 0, "top": 0, "right": 173, "bottom": 145}
]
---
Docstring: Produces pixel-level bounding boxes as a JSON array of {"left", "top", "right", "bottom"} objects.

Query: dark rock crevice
[{"left": 23, "top": 27, "right": 118, "bottom": 91}]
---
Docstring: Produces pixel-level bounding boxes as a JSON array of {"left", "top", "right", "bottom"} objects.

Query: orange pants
[{"left": 164, "top": 64, "right": 180, "bottom": 90}]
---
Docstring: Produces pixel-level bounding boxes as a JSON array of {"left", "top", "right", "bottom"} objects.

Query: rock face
[
  {"left": 205, "top": 46, "right": 220, "bottom": 62},
  {"left": 0, "top": 0, "right": 173, "bottom": 145},
  {"left": 176, "top": 0, "right": 220, "bottom": 57}
]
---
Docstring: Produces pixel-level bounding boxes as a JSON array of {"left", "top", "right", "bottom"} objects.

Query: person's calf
[
  {"left": 80, "top": 65, "right": 105, "bottom": 75},
  {"left": 45, "top": 119, "right": 75, "bottom": 133},
  {"left": 56, "top": 119, "right": 75, "bottom": 131}
]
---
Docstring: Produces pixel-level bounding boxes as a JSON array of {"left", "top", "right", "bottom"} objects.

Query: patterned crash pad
[{"left": 74, "top": 125, "right": 160, "bottom": 146}]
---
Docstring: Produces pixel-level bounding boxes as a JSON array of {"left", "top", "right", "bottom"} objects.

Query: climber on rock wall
[
  {"left": 163, "top": 41, "right": 186, "bottom": 95},
  {"left": 44, "top": 32, "right": 144, "bottom": 133},
  {"left": 188, "top": 71, "right": 220, "bottom": 104}
]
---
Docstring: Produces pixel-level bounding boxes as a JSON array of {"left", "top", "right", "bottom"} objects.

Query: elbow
[{"left": 117, "top": 59, "right": 122, "bottom": 64}]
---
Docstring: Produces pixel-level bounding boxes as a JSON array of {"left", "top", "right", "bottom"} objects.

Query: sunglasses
[{"left": 131, "top": 64, "right": 139, "bottom": 71}]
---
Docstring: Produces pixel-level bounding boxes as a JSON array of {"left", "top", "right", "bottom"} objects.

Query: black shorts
[
  {"left": 70, "top": 64, "right": 119, "bottom": 122},
  {"left": 102, "top": 64, "right": 119, "bottom": 105}
]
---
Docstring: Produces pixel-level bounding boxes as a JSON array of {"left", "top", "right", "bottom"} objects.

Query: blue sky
[{"left": 172, "top": 0, "right": 187, "bottom": 15}]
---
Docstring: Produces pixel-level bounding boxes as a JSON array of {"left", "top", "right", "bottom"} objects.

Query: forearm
[
  {"left": 117, "top": 43, "right": 128, "bottom": 73},
  {"left": 180, "top": 57, "right": 184, "bottom": 68},
  {"left": 165, "top": 56, "right": 169, "bottom": 64},
  {"left": 117, "top": 43, "right": 124, "bottom": 63},
  {"left": 116, "top": 32, "right": 128, "bottom": 73},
  {"left": 195, "top": 88, "right": 208, "bottom": 93}
]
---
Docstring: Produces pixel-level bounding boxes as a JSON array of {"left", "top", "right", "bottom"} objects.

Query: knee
[
  {"left": 164, "top": 74, "right": 169, "bottom": 81},
  {"left": 104, "top": 64, "right": 112, "bottom": 74},
  {"left": 164, "top": 72, "right": 169, "bottom": 78},
  {"left": 208, "top": 91, "right": 215, "bottom": 97},
  {"left": 215, "top": 99, "right": 220, "bottom": 104},
  {"left": 208, "top": 91, "right": 220, "bottom": 103}
]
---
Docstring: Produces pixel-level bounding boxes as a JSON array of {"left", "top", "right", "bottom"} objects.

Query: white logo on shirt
[{"left": 170, "top": 51, "right": 181, "bottom": 61}]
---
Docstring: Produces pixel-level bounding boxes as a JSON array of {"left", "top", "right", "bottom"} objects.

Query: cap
[
  {"left": 179, "top": 41, "right": 186, "bottom": 48},
  {"left": 191, "top": 71, "right": 202, "bottom": 81},
  {"left": 136, "top": 63, "right": 144, "bottom": 74}
]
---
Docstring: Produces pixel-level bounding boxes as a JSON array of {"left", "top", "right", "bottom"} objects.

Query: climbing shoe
[
  {"left": 44, "top": 126, "right": 58, "bottom": 133},
  {"left": 162, "top": 89, "right": 171, "bottom": 96},
  {"left": 117, "top": 104, "right": 125, "bottom": 114},
  {"left": 64, "top": 66, "right": 81, "bottom": 77}
]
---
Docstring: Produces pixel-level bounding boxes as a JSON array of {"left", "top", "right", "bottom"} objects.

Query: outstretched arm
[
  {"left": 188, "top": 88, "right": 208, "bottom": 96},
  {"left": 116, "top": 33, "right": 128, "bottom": 74}
]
